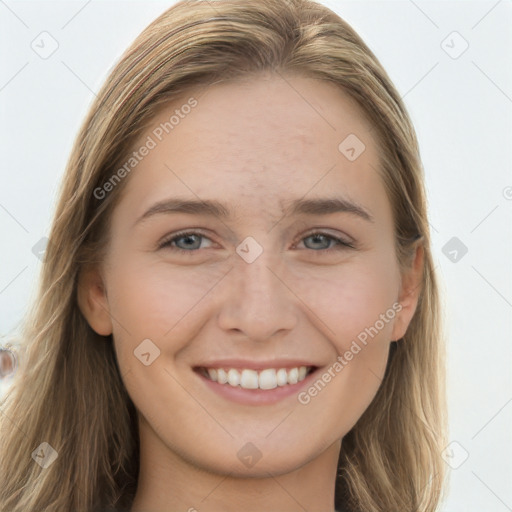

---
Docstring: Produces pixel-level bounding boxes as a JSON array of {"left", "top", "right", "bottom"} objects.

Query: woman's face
[{"left": 80, "top": 74, "right": 421, "bottom": 477}]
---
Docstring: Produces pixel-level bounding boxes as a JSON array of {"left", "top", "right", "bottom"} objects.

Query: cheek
[
  {"left": 291, "top": 254, "right": 400, "bottom": 350},
  {"left": 105, "top": 258, "right": 228, "bottom": 353},
  {"left": 293, "top": 260, "right": 398, "bottom": 435}
]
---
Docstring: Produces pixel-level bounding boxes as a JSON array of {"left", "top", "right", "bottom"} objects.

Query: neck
[{"left": 130, "top": 419, "right": 341, "bottom": 512}]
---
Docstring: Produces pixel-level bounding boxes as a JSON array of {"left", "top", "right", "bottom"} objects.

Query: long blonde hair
[{"left": 0, "top": 1, "right": 447, "bottom": 510}]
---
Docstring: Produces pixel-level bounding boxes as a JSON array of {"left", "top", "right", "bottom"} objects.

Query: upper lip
[{"left": 194, "top": 359, "right": 320, "bottom": 371}]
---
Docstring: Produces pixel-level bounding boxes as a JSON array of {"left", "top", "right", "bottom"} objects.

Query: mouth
[
  {"left": 193, "top": 363, "right": 320, "bottom": 405},
  {"left": 195, "top": 365, "right": 316, "bottom": 390}
]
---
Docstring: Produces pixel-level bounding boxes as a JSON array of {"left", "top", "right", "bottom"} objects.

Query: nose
[{"left": 216, "top": 249, "right": 298, "bottom": 341}]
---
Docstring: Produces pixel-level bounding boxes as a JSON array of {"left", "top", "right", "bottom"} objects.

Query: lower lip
[{"left": 195, "top": 368, "right": 319, "bottom": 406}]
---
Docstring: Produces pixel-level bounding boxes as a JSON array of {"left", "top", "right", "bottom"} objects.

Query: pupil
[
  {"left": 182, "top": 235, "right": 199, "bottom": 249},
  {"left": 310, "top": 234, "right": 327, "bottom": 249}
]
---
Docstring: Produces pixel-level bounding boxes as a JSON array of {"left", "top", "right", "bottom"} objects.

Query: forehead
[{"left": 114, "top": 74, "right": 391, "bottom": 227}]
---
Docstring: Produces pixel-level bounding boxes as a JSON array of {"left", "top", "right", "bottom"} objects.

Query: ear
[
  {"left": 77, "top": 265, "right": 113, "bottom": 336},
  {"left": 391, "top": 243, "right": 424, "bottom": 342}
]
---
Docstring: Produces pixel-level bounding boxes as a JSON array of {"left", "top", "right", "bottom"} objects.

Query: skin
[
  {"left": 78, "top": 73, "right": 422, "bottom": 512},
  {"left": 0, "top": 349, "right": 15, "bottom": 377}
]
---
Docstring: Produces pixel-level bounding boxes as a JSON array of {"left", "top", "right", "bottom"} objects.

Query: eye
[
  {"left": 158, "top": 231, "right": 214, "bottom": 254},
  {"left": 158, "top": 230, "right": 355, "bottom": 255},
  {"left": 295, "top": 232, "right": 355, "bottom": 252}
]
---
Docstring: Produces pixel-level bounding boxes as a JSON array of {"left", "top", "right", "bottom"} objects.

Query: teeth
[
  {"left": 217, "top": 368, "right": 228, "bottom": 384},
  {"left": 288, "top": 367, "right": 298, "bottom": 385},
  {"left": 276, "top": 368, "right": 288, "bottom": 386},
  {"left": 259, "top": 369, "right": 277, "bottom": 390},
  {"left": 202, "top": 366, "right": 312, "bottom": 390},
  {"left": 240, "top": 369, "right": 259, "bottom": 389},
  {"left": 227, "top": 369, "right": 240, "bottom": 387}
]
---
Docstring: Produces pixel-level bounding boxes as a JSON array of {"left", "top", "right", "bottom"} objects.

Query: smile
[{"left": 198, "top": 366, "right": 315, "bottom": 390}]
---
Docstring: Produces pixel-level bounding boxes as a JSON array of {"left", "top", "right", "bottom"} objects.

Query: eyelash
[{"left": 158, "top": 229, "right": 355, "bottom": 255}]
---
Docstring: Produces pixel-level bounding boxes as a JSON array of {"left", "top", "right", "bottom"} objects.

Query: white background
[{"left": 1, "top": 1, "right": 511, "bottom": 510}]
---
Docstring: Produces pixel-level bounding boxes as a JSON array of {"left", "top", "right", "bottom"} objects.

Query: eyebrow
[{"left": 134, "top": 196, "right": 374, "bottom": 226}]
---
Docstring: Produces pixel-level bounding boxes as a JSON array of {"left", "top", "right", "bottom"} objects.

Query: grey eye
[
  {"left": 303, "top": 234, "right": 336, "bottom": 250},
  {"left": 174, "top": 234, "right": 203, "bottom": 250}
]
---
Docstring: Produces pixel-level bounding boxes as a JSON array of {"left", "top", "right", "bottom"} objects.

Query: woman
[{"left": 0, "top": 0, "right": 447, "bottom": 510}]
